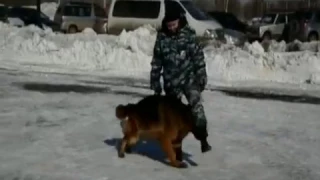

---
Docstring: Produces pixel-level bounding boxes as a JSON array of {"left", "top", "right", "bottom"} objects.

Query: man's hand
[
  {"left": 151, "top": 82, "right": 162, "bottom": 95},
  {"left": 199, "top": 76, "right": 207, "bottom": 92}
]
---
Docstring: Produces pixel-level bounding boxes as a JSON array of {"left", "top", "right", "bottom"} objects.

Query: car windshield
[
  {"left": 180, "top": 1, "right": 211, "bottom": 20},
  {"left": 261, "top": 14, "right": 276, "bottom": 24},
  {"left": 295, "top": 11, "right": 313, "bottom": 20},
  {"left": 221, "top": 13, "right": 238, "bottom": 23}
]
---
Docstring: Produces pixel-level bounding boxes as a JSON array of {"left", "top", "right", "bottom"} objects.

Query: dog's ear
[{"left": 115, "top": 104, "right": 128, "bottom": 120}]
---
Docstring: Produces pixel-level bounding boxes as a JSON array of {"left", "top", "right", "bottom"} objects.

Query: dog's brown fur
[{"left": 115, "top": 95, "right": 195, "bottom": 168}]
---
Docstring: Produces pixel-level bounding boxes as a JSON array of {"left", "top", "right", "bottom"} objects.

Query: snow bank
[
  {"left": 82, "top": 28, "right": 97, "bottom": 35},
  {"left": 1, "top": 21, "right": 320, "bottom": 86},
  {"left": 40, "top": 2, "right": 58, "bottom": 20},
  {"left": 206, "top": 43, "right": 320, "bottom": 85},
  {"left": 117, "top": 25, "right": 157, "bottom": 56},
  {"left": 258, "top": 39, "right": 320, "bottom": 53},
  {"left": 26, "top": 2, "right": 58, "bottom": 20},
  {"left": 0, "top": 22, "right": 150, "bottom": 78}
]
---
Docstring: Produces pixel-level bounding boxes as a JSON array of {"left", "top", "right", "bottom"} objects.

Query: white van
[{"left": 106, "top": 0, "right": 226, "bottom": 41}]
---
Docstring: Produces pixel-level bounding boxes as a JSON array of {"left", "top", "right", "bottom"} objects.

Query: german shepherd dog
[{"left": 115, "top": 94, "right": 195, "bottom": 168}]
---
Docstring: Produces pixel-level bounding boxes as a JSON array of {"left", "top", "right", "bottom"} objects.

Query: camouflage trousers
[{"left": 165, "top": 86, "right": 208, "bottom": 140}]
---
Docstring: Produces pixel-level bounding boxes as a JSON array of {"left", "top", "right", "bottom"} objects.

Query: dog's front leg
[{"left": 118, "top": 135, "right": 128, "bottom": 158}]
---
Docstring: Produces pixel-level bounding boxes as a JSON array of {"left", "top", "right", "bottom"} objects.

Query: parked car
[
  {"left": 106, "top": 0, "right": 246, "bottom": 46},
  {"left": 0, "top": 5, "right": 25, "bottom": 27},
  {"left": 7, "top": 7, "right": 60, "bottom": 31},
  {"left": 53, "top": 1, "right": 108, "bottom": 34},
  {"left": 207, "top": 11, "right": 248, "bottom": 33},
  {"left": 247, "top": 12, "right": 292, "bottom": 41},
  {"left": 247, "top": 17, "right": 262, "bottom": 26},
  {"left": 286, "top": 10, "right": 320, "bottom": 42},
  {"left": 0, "top": 4, "right": 8, "bottom": 23}
]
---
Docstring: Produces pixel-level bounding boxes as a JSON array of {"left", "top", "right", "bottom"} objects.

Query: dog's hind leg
[
  {"left": 172, "top": 139, "right": 183, "bottom": 162},
  {"left": 160, "top": 137, "right": 187, "bottom": 168}
]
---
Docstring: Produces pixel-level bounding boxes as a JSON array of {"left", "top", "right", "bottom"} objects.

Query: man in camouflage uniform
[{"left": 149, "top": 8, "right": 212, "bottom": 153}]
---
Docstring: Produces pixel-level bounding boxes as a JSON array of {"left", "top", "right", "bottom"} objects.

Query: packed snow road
[{"left": 0, "top": 68, "right": 320, "bottom": 180}]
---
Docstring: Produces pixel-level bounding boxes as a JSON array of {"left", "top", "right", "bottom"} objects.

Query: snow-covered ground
[{"left": 1, "top": 67, "right": 320, "bottom": 180}]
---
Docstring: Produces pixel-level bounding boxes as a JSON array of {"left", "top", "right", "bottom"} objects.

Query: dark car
[
  {"left": 0, "top": 5, "right": 9, "bottom": 23},
  {"left": 207, "top": 11, "right": 248, "bottom": 33},
  {"left": 7, "top": 7, "right": 60, "bottom": 31}
]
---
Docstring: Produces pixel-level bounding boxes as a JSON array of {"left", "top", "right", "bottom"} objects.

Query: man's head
[
  {"left": 166, "top": 19, "right": 180, "bottom": 33},
  {"left": 162, "top": 8, "right": 182, "bottom": 35}
]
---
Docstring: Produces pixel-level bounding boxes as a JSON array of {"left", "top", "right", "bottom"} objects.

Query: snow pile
[
  {"left": 267, "top": 40, "right": 287, "bottom": 52},
  {"left": 82, "top": 28, "right": 97, "bottom": 35},
  {"left": 261, "top": 39, "right": 320, "bottom": 52},
  {"left": 7, "top": 18, "right": 25, "bottom": 27},
  {"left": 205, "top": 41, "right": 320, "bottom": 84},
  {"left": 0, "top": 22, "right": 150, "bottom": 77},
  {"left": 44, "top": 39, "right": 151, "bottom": 75},
  {"left": 41, "top": 2, "right": 58, "bottom": 20},
  {"left": 27, "top": 2, "right": 58, "bottom": 20},
  {"left": 288, "top": 40, "right": 320, "bottom": 52},
  {"left": 243, "top": 41, "right": 265, "bottom": 55},
  {"left": 1, "top": 22, "right": 320, "bottom": 85},
  {"left": 116, "top": 25, "right": 157, "bottom": 56},
  {"left": 0, "top": 23, "right": 58, "bottom": 54}
]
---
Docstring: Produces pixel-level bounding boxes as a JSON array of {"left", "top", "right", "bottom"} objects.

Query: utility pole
[
  {"left": 225, "top": 0, "right": 229, "bottom": 12},
  {"left": 36, "top": 0, "right": 41, "bottom": 27},
  {"left": 36, "top": 0, "right": 41, "bottom": 14}
]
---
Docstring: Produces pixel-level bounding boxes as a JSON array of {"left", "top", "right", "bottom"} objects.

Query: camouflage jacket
[{"left": 150, "top": 25, "right": 207, "bottom": 93}]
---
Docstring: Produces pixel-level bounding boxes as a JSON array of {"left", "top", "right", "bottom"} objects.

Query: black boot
[
  {"left": 201, "top": 139, "right": 212, "bottom": 153},
  {"left": 192, "top": 126, "right": 211, "bottom": 153}
]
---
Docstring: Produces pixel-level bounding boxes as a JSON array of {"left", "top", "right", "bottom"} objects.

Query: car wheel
[
  {"left": 308, "top": 32, "right": 319, "bottom": 42},
  {"left": 68, "top": 25, "right": 78, "bottom": 34}
]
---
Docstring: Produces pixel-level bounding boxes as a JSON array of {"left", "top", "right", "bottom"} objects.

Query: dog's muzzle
[{"left": 120, "top": 117, "right": 128, "bottom": 131}]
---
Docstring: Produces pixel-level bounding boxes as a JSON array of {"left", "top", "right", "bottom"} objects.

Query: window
[
  {"left": 294, "top": 11, "right": 312, "bottom": 21},
  {"left": 276, "top": 14, "right": 286, "bottom": 24},
  {"left": 112, "top": 0, "right": 160, "bottom": 19},
  {"left": 179, "top": 1, "right": 211, "bottom": 20},
  {"left": 261, "top": 14, "right": 276, "bottom": 24},
  {"left": 224, "top": 14, "right": 238, "bottom": 24},
  {"left": 164, "top": 0, "right": 185, "bottom": 15},
  {"left": 8, "top": 8, "right": 21, "bottom": 18},
  {"left": 302, "top": 12, "right": 313, "bottom": 20},
  {"left": 287, "top": 13, "right": 294, "bottom": 23},
  {"left": 94, "top": 4, "right": 106, "bottom": 17},
  {"left": 315, "top": 12, "right": 320, "bottom": 22},
  {"left": 64, "top": 6, "right": 91, "bottom": 17}
]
